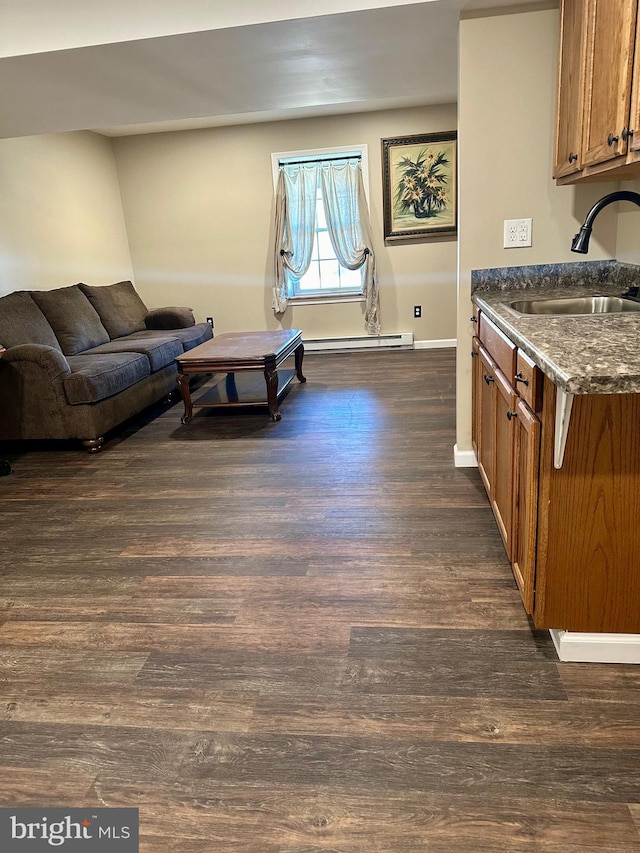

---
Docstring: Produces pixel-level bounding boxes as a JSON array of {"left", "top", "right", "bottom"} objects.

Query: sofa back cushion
[
  {"left": 0, "top": 291, "right": 62, "bottom": 351},
  {"left": 79, "top": 281, "right": 148, "bottom": 339},
  {"left": 31, "top": 285, "right": 110, "bottom": 355}
]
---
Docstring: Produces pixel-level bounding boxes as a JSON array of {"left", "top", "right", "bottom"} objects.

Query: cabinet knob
[
  {"left": 470, "top": 315, "right": 477, "bottom": 323},
  {"left": 607, "top": 132, "right": 619, "bottom": 147},
  {"left": 568, "top": 152, "right": 578, "bottom": 163},
  {"left": 622, "top": 127, "right": 634, "bottom": 141},
  {"left": 515, "top": 371, "right": 529, "bottom": 386},
  {"left": 506, "top": 410, "right": 518, "bottom": 421},
  {"left": 483, "top": 374, "right": 494, "bottom": 385},
  {"left": 471, "top": 350, "right": 478, "bottom": 358}
]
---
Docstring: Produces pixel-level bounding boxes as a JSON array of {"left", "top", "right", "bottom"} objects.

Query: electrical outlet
[
  {"left": 414, "top": 305, "right": 422, "bottom": 318},
  {"left": 206, "top": 317, "right": 214, "bottom": 327},
  {"left": 503, "top": 218, "right": 532, "bottom": 248}
]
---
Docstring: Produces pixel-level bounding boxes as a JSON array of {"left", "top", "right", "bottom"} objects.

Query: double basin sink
[{"left": 509, "top": 295, "right": 640, "bottom": 315}]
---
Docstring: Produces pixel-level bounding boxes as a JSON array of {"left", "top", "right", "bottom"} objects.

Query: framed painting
[{"left": 381, "top": 131, "right": 457, "bottom": 242}]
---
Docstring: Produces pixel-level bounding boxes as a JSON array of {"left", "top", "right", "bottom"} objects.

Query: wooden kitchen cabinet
[
  {"left": 553, "top": 0, "right": 587, "bottom": 178},
  {"left": 473, "top": 307, "right": 640, "bottom": 633},
  {"left": 511, "top": 396, "right": 540, "bottom": 614},
  {"left": 581, "top": 0, "right": 637, "bottom": 167},
  {"left": 476, "top": 344, "right": 496, "bottom": 497},
  {"left": 554, "top": 0, "right": 640, "bottom": 182},
  {"left": 534, "top": 380, "right": 640, "bottom": 632},
  {"left": 492, "top": 367, "right": 517, "bottom": 560},
  {"left": 473, "top": 315, "right": 518, "bottom": 563}
]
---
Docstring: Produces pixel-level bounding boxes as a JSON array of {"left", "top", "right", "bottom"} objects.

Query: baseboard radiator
[{"left": 303, "top": 332, "right": 414, "bottom": 352}]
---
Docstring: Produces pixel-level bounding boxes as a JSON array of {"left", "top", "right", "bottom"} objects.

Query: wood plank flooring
[{"left": 1, "top": 348, "right": 640, "bottom": 852}]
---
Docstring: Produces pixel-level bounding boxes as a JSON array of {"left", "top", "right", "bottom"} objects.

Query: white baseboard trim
[
  {"left": 303, "top": 332, "right": 413, "bottom": 352},
  {"left": 550, "top": 629, "right": 640, "bottom": 663},
  {"left": 453, "top": 444, "right": 478, "bottom": 468},
  {"left": 414, "top": 338, "right": 457, "bottom": 349}
]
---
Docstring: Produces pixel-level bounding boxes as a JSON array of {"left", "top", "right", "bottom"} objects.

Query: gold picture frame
[{"left": 381, "top": 131, "right": 457, "bottom": 242}]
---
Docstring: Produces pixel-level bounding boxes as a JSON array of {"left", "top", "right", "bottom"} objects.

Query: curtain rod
[{"left": 280, "top": 155, "right": 361, "bottom": 167}]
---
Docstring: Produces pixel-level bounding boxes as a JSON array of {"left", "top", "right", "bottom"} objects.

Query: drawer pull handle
[
  {"left": 515, "top": 371, "right": 529, "bottom": 386},
  {"left": 506, "top": 410, "right": 518, "bottom": 421},
  {"left": 607, "top": 132, "right": 619, "bottom": 146},
  {"left": 483, "top": 374, "right": 494, "bottom": 385}
]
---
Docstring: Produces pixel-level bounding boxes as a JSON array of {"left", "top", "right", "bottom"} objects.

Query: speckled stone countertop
[{"left": 471, "top": 261, "right": 640, "bottom": 394}]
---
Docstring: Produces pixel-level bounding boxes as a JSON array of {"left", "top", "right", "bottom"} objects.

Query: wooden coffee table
[{"left": 176, "top": 329, "right": 306, "bottom": 422}]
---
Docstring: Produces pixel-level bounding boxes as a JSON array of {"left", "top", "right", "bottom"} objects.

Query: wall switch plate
[
  {"left": 414, "top": 305, "right": 422, "bottom": 318},
  {"left": 503, "top": 218, "right": 532, "bottom": 248}
]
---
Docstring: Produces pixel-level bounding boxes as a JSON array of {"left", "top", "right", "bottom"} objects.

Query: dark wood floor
[{"left": 1, "top": 348, "right": 640, "bottom": 852}]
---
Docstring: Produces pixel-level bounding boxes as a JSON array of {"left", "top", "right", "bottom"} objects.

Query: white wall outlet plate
[{"left": 504, "top": 218, "right": 532, "bottom": 248}]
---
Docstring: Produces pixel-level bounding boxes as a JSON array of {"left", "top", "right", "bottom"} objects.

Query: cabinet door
[
  {"left": 511, "top": 397, "right": 541, "bottom": 614},
  {"left": 492, "top": 368, "right": 517, "bottom": 561},
  {"left": 477, "top": 346, "right": 496, "bottom": 496},
  {"left": 471, "top": 337, "right": 481, "bottom": 456},
  {"left": 554, "top": 0, "right": 587, "bottom": 178},
  {"left": 627, "top": 8, "right": 640, "bottom": 158},
  {"left": 581, "top": 0, "right": 637, "bottom": 167}
]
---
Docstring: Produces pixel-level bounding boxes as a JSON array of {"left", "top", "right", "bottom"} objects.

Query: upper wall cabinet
[
  {"left": 554, "top": 0, "right": 587, "bottom": 179},
  {"left": 554, "top": 0, "right": 640, "bottom": 183}
]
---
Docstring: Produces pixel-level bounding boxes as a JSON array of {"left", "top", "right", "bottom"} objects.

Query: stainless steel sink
[{"left": 509, "top": 295, "right": 640, "bottom": 315}]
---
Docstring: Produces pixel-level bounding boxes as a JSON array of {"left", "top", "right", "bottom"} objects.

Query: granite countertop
[{"left": 471, "top": 260, "right": 640, "bottom": 395}]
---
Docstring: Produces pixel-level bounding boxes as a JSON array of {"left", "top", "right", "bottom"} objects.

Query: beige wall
[
  {"left": 113, "top": 105, "right": 458, "bottom": 340},
  {"left": 0, "top": 131, "right": 133, "bottom": 297},
  {"left": 456, "top": 7, "right": 621, "bottom": 454},
  {"left": 615, "top": 178, "right": 640, "bottom": 263}
]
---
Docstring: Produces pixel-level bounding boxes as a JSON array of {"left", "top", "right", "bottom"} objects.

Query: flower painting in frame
[{"left": 382, "top": 132, "right": 457, "bottom": 242}]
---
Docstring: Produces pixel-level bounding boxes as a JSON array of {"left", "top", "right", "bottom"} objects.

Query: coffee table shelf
[{"left": 192, "top": 368, "right": 298, "bottom": 412}]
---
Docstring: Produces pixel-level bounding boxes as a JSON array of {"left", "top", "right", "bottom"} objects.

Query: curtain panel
[
  {"left": 272, "top": 164, "right": 319, "bottom": 314},
  {"left": 320, "top": 161, "right": 380, "bottom": 335}
]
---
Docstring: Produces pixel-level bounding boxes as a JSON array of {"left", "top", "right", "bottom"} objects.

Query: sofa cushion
[
  {"left": 0, "top": 291, "right": 62, "bottom": 351},
  {"left": 64, "top": 352, "right": 150, "bottom": 404},
  {"left": 126, "top": 322, "right": 213, "bottom": 352},
  {"left": 84, "top": 335, "right": 183, "bottom": 372},
  {"left": 145, "top": 306, "right": 195, "bottom": 330},
  {"left": 31, "top": 285, "right": 110, "bottom": 355},
  {"left": 79, "top": 281, "right": 148, "bottom": 339}
]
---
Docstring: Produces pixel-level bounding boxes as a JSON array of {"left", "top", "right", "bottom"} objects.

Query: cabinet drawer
[
  {"left": 478, "top": 313, "right": 516, "bottom": 383},
  {"left": 515, "top": 349, "right": 543, "bottom": 412}
]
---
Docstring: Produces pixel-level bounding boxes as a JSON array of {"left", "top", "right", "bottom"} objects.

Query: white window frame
[{"left": 271, "top": 144, "right": 369, "bottom": 305}]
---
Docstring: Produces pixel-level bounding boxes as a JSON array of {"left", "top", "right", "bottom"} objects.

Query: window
[
  {"left": 291, "top": 181, "right": 362, "bottom": 297},
  {"left": 273, "top": 145, "right": 369, "bottom": 301}
]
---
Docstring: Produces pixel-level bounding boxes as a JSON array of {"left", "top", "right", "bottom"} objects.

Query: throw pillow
[
  {"left": 79, "top": 281, "right": 148, "bottom": 339},
  {"left": 0, "top": 291, "right": 62, "bottom": 351},
  {"left": 31, "top": 286, "right": 110, "bottom": 355}
]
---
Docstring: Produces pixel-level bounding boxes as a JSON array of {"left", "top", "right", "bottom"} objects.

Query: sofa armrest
[
  {"left": 3, "top": 344, "right": 71, "bottom": 381},
  {"left": 145, "top": 306, "right": 196, "bottom": 330},
  {"left": 0, "top": 344, "right": 74, "bottom": 439}
]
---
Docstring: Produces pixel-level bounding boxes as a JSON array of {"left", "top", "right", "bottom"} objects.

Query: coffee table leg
[
  {"left": 177, "top": 372, "right": 193, "bottom": 424},
  {"left": 225, "top": 372, "right": 239, "bottom": 402},
  {"left": 264, "top": 368, "right": 281, "bottom": 421},
  {"left": 295, "top": 343, "right": 307, "bottom": 383}
]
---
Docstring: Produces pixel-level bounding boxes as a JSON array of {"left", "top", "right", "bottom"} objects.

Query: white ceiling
[{"left": 0, "top": 0, "right": 555, "bottom": 139}]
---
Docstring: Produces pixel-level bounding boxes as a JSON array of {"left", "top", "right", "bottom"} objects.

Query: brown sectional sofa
[{"left": 0, "top": 280, "right": 212, "bottom": 451}]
